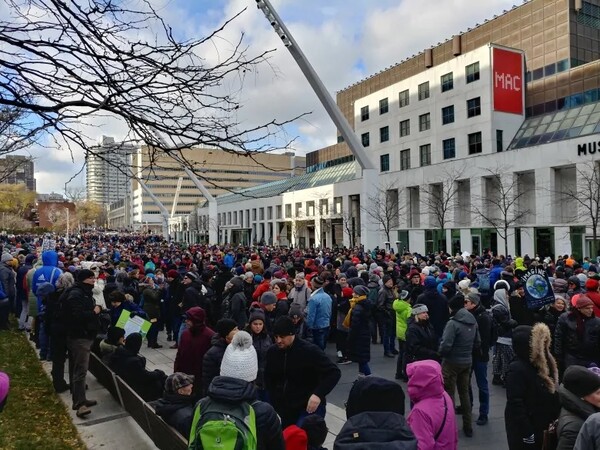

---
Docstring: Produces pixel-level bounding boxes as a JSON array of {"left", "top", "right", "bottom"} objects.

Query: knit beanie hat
[
  {"left": 563, "top": 365, "right": 600, "bottom": 397},
  {"left": 353, "top": 285, "right": 369, "bottom": 297},
  {"left": 411, "top": 304, "right": 428, "bottom": 315},
  {"left": 248, "top": 309, "right": 266, "bottom": 324},
  {"left": 577, "top": 295, "right": 595, "bottom": 309},
  {"left": 167, "top": 269, "right": 179, "bottom": 279},
  {"left": 288, "top": 303, "right": 304, "bottom": 319},
  {"left": 165, "top": 373, "right": 194, "bottom": 395},
  {"left": 301, "top": 414, "right": 328, "bottom": 448},
  {"left": 273, "top": 316, "right": 295, "bottom": 336},
  {"left": 260, "top": 291, "right": 277, "bottom": 305},
  {"left": 0, "top": 253, "right": 12, "bottom": 263},
  {"left": 466, "top": 291, "right": 481, "bottom": 305},
  {"left": 215, "top": 318, "right": 238, "bottom": 338},
  {"left": 382, "top": 274, "right": 393, "bottom": 284},
  {"left": 448, "top": 293, "right": 465, "bottom": 312},
  {"left": 76, "top": 269, "right": 96, "bottom": 282},
  {"left": 220, "top": 331, "right": 258, "bottom": 382},
  {"left": 282, "top": 425, "right": 308, "bottom": 450}
]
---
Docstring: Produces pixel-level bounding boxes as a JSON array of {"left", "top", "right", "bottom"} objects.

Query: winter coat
[
  {"left": 554, "top": 311, "right": 600, "bottom": 367},
  {"left": 174, "top": 315, "right": 214, "bottom": 383},
  {"left": 248, "top": 329, "right": 273, "bottom": 389},
  {"left": 509, "top": 293, "right": 536, "bottom": 326},
  {"left": 334, "top": 412, "right": 417, "bottom": 450},
  {"left": 99, "top": 340, "right": 120, "bottom": 364},
  {"left": 306, "top": 288, "right": 332, "bottom": 330},
  {"left": 347, "top": 296, "right": 372, "bottom": 364},
  {"left": 108, "top": 300, "right": 146, "bottom": 326},
  {"left": 439, "top": 308, "right": 480, "bottom": 366},
  {"left": 489, "top": 265, "right": 504, "bottom": 291},
  {"left": 31, "top": 251, "right": 62, "bottom": 294},
  {"left": 62, "top": 282, "right": 99, "bottom": 340},
  {"left": 201, "top": 335, "right": 228, "bottom": 396},
  {"left": 264, "top": 336, "right": 341, "bottom": 424},
  {"left": 505, "top": 325, "right": 560, "bottom": 450},
  {"left": 16, "top": 256, "right": 34, "bottom": 303},
  {"left": 203, "top": 376, "right": 284, "bottom": 450},
  {"left": 538, "top": 304, "right": 564, "bottom": 339},
  {"left": 393, "top": 299, "right": 412, "bottom": 341},
  {"left": 108, "top": 346, "right": 166, "bottom": 402},
  {"left": 141, "top": 286, "right": 162, "bottom": 321},
  {"left": 416, "top": 284, "right": 449, "bottom": 340},
  {"left": 406, "top": 360, "right": 458, "bottom": 450},
  {"left": 377, "top": 286, "right": 396, "bottom": 324},
  {"left": 469, "top": 304, "right": 493, "bottom": 363},
  {"left": 556, "top": 384, "right": 600, "bottom": 450},
  {"left": 574, "top": 412, "right": 600, "bottom": 450},
  {"left": 0, "top": 262, "right": 16, "bottom": 308},
  {"left": 288, "top": 285, "right": 311, "bottom": 311},
  {"left": 182, "top": 280, "right": 206, "bottom": 313},
  {"left": 405, "top": 318, "right": 440, "bottom": 363},
  {"left": 222, "top": 279, "right": 248, "bottom": 329},
  {"left": 491, "top": 289, "right": 518, "bottom": 344},
  {"left": 150, "top": 393, "right": 195, "bottom": 438}
]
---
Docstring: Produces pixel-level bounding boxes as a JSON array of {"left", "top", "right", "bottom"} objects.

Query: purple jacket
[{"left": 407, "top": 360, "right": 458, "bottom": 450}]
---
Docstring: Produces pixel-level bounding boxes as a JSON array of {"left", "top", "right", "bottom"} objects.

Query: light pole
[{"left": 65, "top": 207, "right": 70, "bottom": 241}]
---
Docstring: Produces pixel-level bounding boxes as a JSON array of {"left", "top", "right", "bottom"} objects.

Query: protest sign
[
  {"left": 520, "top": 267, "right": 555, "bottom": 310},
  {"left": 115, "top": 309, "right": 152, "bottom": 337}
]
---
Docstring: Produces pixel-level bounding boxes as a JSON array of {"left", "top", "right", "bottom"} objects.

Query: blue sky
[{"left": 27, "top": 0, "right": 517, "bottom": 194}]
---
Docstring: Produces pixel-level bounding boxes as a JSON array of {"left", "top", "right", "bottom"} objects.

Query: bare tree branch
[{"left": 361, "top": 180, "right": 404, "bottom": 243}]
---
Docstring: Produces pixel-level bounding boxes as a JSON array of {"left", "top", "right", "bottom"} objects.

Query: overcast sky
[{"left": 27, "top": 0, "right": 517, "bottom": 194}]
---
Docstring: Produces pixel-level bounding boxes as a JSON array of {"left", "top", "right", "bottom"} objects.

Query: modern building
[
  {"left": 86, "top": 136, "right": 135, "bottom": 205},
  {"left": 111, "top": 146, "right": 306, "bottom": 233},
  {"left": 0, "top": 155, "right": 35, "bottom": 190},
  {"left": 182, "top": 0, "right": 600, "bottom": 259}
]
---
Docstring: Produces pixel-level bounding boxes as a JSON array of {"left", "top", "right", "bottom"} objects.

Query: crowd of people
[{"left": 2, "top": 233, "right": 600, "bottom": 449}]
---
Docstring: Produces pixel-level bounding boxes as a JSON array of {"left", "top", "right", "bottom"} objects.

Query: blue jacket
[
  {"left": 32, "top": 251, "right": 62, "bottom": 312},
  {"left": 306, "top": 288, "right": 332, "bottom": 330},
  {"left": 489, "top": 265, "right": 504, "bottom": 290}
]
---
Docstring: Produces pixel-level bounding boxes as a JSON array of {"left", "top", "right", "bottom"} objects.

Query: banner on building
[
  {"left": 520, "top": 267, "right": 555, "bottom": 310},
  {"left": 492, "top": 47, "right": 524, "bottom": 115}
]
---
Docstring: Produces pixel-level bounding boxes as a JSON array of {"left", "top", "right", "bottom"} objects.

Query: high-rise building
[
  {"left": 0, "top": 155, "right": 35, "bottom": 190},
  {"left": 86, "top": 136, "right": 135, "bottom": 205}
]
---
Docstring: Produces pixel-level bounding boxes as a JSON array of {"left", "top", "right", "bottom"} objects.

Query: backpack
[
  {"left": 477, "top": 272, "right": 490, "bottom": 294},
  {"left": 188, "top": 397, "right": 257, "bottom": 450}
]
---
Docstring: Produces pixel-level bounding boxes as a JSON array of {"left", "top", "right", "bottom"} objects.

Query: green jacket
[{"left": 393, "top": 299, "right": 412, "bottom": 341}]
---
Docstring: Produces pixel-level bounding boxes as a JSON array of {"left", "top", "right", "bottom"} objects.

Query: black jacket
[
  {"left": 556, "top": 385, "right": 600, "bottom": 450},
  {"left": 470, "top": 304, "right": 492, "bottom": 362},
  {"left": 108, "top": 347, "right": 166, "bottom": 402},
  {"left": 201, "top": 335, "right": 228, "bottom": 396},
  {"left": 416, "top": 289, "right": 449, "bottom": 339},
  {"left": 248, "top": 330, "right": 272, "bottom": 389},
  {"left": 405, "top": 318, "right": 440, "bottom": 363},
  {"left": 62, "top": 283, "right": 99, "bottom": 340},
  {"left": 347, "top": 298, "right": 372, "bottom": 364},
  {"left": 205, "top": 376, "right": 284, "bottom": 450},
  {"left": 222, "top": 280, "right": 248, "bottom": 330},
  {"left": 182, "top": 281, "right": 206, "bottom": 313},
  {"left": 509, "top": 294, "right": 536, "bottom": 326},
  {"left": 334, "top": 412, "right": 417, "bottom": 450},
  {"left": 265, "top": 337, "right": 341, "bottom": 423},
  {"left": 554, "top": 311, "right": 600, "bottom": 366},
  {"left": 150, "top": 393, "right": 195, "bottom": 438}
]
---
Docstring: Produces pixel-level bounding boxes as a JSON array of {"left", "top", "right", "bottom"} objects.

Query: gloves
[{"left": 523, "top": 434, "right": 535, "bottom": 445}]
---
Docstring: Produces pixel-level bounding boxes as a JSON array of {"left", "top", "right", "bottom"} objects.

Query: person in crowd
[
  {"left": 191, "top": 330, "right": 285, "bottom": 450},
  {"left": 289, "top": 302, "right": 308, "bottom": 339},
  {"left": 108, "top": 332, "right": 167, "bottom": 402},
  {"left": 62, "top": 269, "right": 102, "bottom": 418},
  {"left": 177, "top": 271, "right": 207, "bottom": 342},
  {"left": 557, "top": 365, "right": 600, "bottom": 450},
  {"left": 408, "top": 271, "right": 423, "bottom": 305},
  {"left": 166, "top": 269, "right": 184, "bottom": 348},
  {"left": 406, "top": 359, "right": 458, "bottom": 450},
  {"left": 245, "top": 309, "right": 272, "bottom": 400},
  {"left": 393, "top": 289, "right": 412, "bottom": 381},
  {"left": 0, "top": 371, "right": 9, "bottom": 413},
  {"left": 509, "top": 282, "right": 535, "bottom": 326},
  {"left": 335, "top": 284, "right": 352, "bottom": 364},
  {"left": 538, "top": 296, "right": 567, "bottom": 340},
  {"left": 301, "top": 414, "right": 329, "bottom": 450},
  {"left": 150, "top": 372, "right": 196, "bottom": 438},
  {"left": 99, "top": 326, "right": 125, "bottom": 364},
  {"left": 242, "top": 271, "right": 256, "bottom": 305},
  {"left": 405, "top": 304, "right": 440, "bottom": 364},
  {"left": 345, "top": 285, "right": 373, "bottom": 377},
  {"left": 439, "top": 293, "right": 480, "bottom": 437},
  {"left": 201, "top": 318, "right": 238, "bottom": 396},
  {"left": 221, "top": 276, "right": 248, "bottom": 330},
  {"left": 140, "top": 275, "right": 163, "bottom": 348},
  {"left": 335, "top": 375, "right": 417, "bottom": 449},
  {"left": 107, "top": 290, "right": 145, "bottom": 326},
  {"left": 265, "top": 316, "right": 341, "bottom": 428},
  {"left": 575, "top": 411, "right": 600, "bottom": 450},
  {"left": 505, "top": 324, "right": 560, "bottom": 450},
  {"left": 554, "top": 295, "right": 600, "bottom": 371},
  {"left": 173, "top": 306, "right": 214, "bottom": 395},
  {"left": 464, "top": 290, "right": 493, "bottom": 426},
  {"left": 378, "top": 274, "right": 398, "bottom": 357},
  {"left": 16, "top": 253, "right": 35, "bottom": 331},
  {"left": 288, "top": 273, "right": 311, "bottom": 312},
  {"left": 571, "top": 278, "right": 600, "bottom": 315},
  {"left": 306, "top": 276, "right": 332, "bottom": 351},
  {"left": 367, "top": 273, "right": 384, "bottom": 345},
  {"left": 416, "top": 276, "right": 449, "bottom": 341},
  {"left": 491, "top": 280, "right": 518, "bottom": 386},
  {"left": 0, "top": 252, "right": 16, "bottom": 330}
]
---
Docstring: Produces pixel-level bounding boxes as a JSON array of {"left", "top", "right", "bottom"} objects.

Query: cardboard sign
[
  {"left": 520, "top": 267, "right": 555, "bottom": 310},
  {"left": 115, "top": 309, "right": 152, "bottom": 337}
]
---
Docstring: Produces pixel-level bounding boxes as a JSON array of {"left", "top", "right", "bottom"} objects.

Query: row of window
[
  {"left": 360, "top": 62, "right": 480, "bottom": 121},
  {"left": 379, "top": 131, "right": 487, "bottom": 172},
  {"left": 361, "top": 97, "right": 481, "bottom": 147}
]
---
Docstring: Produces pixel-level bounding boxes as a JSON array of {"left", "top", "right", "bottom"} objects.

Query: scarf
[{"left": 343, "top": 295, "right": 367, "bottom": 329}]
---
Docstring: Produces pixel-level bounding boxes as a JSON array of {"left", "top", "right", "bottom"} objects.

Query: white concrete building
[{"left": 86, "top": 136, "right": 134, "bottom": 205}]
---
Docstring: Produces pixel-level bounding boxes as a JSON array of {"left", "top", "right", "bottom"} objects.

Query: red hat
[
  {"left": 167, "top": 270, "right": 179, "bottom": 279},
  {"left": 586, "top": 278, "right": 599, "bottom": 292},
  {"left": 342, "top": 287, "right": 354, "bottom": 298},
  {"left": 282, "top": 425, "right": 308, "bottom": 450},
  {"left": 577, "top": 295, "right": 595, "bottom": 309}
]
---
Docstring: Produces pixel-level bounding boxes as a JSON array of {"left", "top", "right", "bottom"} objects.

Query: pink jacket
[{"left": 407, "top": 360, "right": 458, "bottom": 450}]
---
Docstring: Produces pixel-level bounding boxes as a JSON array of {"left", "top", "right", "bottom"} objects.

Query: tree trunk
[{"left": 504, "top": 226, "right": 509, "bottom": 257}]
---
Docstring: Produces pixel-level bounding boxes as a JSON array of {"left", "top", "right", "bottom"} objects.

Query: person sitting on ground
[
  {"left": 107, "top": 332, "right": 167, "bottom": 402},
  {"left": 334, "top": 375, "right": 417, "bottom": 449},
  {"left": 201, "top": 318, "right": 238, "bottom": 396},
  {"left": 150, "top": 372, "right": 196, "bottom": 438},
  {"left": 99, "top": 326, "right": 125, "bottom": 364}
]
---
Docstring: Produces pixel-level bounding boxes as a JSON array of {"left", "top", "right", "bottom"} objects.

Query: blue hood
[
  {"left": 424, "top": 276, "right": 437, "bottom": 290},
  {"left": 41, "top": 251, "right": 59, "bottom": 267}
]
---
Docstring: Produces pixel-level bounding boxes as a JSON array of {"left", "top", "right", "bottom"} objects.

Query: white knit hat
[{"left": 220, "top": 331, "right": 258, "bottom": 383}]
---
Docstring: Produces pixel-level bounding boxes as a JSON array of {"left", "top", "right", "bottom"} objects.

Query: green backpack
[{"left": 188, "top": 397, "right": 257, "bottom": 450}]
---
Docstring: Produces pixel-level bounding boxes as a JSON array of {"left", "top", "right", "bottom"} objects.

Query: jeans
[
  {"left": 396, "top": 339, "right": 407, "bottom": 377},
  {"left": 382, "top": 317, "right": 396, "bottom": 354},
  {"left": 469, "top": 361, "right": 489, "bottom": 417},
  {"left": 442, "top": 361, "right": 473, "bottom": 430},
  {"left": 172, "top": 315, "right": 182, "bottom": 342},
  {"left": 358, "top": 361, "right": 372, "bottom": 376},
  {"left": 311, "top": 327, "right": 329, "bottom": 351},
  {"left": 67, "top": 338, "right": 93, "bottom": 409}
]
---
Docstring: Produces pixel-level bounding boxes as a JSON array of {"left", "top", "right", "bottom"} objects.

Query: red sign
[{"left": 493, "top": 47, "right": 524, "bottom": 115}]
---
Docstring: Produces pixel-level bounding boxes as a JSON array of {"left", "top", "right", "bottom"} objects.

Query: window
[
  {"left": 233, "top": 211, "right": 237, "bottom": 224},
  {"left": 379, "top": 98, "right": 389, "bottom": 114},
  {"left": 418, "top": 82, "right": 430, "bottom": 100},
  {"left": 333, "top": 197, "right": 343, "bottom": 214},
  {"left": 496, "top": 130, "right": 504, "bottom": 152},
  {"left": 284, "top": 204, "right": 291, "bottom": 218},
  {"left": 467, "top": 97, "right": 481, "bottom": 118},
  {"left": 466, "top": 62, "right": 480, "bottom": 83},
  {"left": 306, "top": 201, "right": 315, "bottom": 216},
  {"left": 400, "top": 149, "right": 411, "bottom": 171},
  {"left": 276, "top": 205, "right": 282, "bottom": 219},
  {"left": 399, "top": 119, "right": 410, "bottom": 137},
  {"left": 443, "top": 138, "right": 456, "bottom": 159},
  {"left": 361, "top": 132, "right": 370, "bottom": 147},
  {"left": 267, "top": 206, "right": 273, "bottom": 220},
  {"left": 319, "top": 199, "right": 328, "bottom": 215},
  {"left": 380, "top": 126, "right": 389, "bottom": 143},
  {"left": 399, "top": 89, "right": 409, "bottom": 108},
  {"left": 419, "top": 144, "right": 431, "bottom": 167},
  {"left": 259, "top": 207, "right": 264, "bottom": 220},
  {"left": 468, "top": 132, "right": 483, "bottom": 154},
  {"left": 380, "top": 154, "right": 390, "bottom": 172},
  {"left": 441, "top": 72, "right": 454, "bottom": 92},
  {"left": 442, "top": 105, "right": 454, "bottom": 125},
  {"left": 419, "top": 113, "right": 431, "bottom": 131},
  {"left": 252, "top": 208, "right": 257, "bottom": 221},
  {"left": 361, "top": 105, "right": 369, "bottom": 121},
  {"left": 295, "top": 202, "right": 302, "bottom": 217}
]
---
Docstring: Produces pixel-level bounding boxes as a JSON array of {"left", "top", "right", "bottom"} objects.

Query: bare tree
[
  {"left": 340, "top": 210, "right": 357, "bottom": 248},
  {"left": 361, "top": 181, "right": 403, "bottom": 243},
  {"left": 472, "top": 166, "right": 531, "bottom": 256},
  {"left": 0, "top": 0, "right": 304, "bottom": 185},
  {"left": 64, "top": 186, "right": 87, "bottom": 202},
  {"left": 555, "top": 161, "right": 600, "bottom": 256}
]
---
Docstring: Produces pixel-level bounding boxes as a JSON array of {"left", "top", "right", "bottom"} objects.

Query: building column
[
  {"left": 360, "top": 169, "right": 382, "bottom": 251},
  {"left": 535, "top": 167, "right": 554, "bottom": 226}
]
